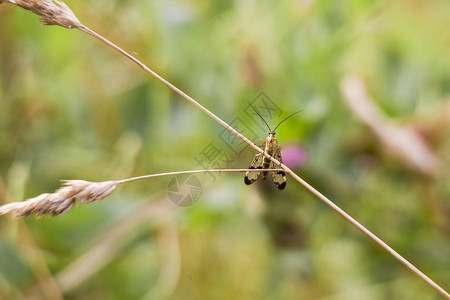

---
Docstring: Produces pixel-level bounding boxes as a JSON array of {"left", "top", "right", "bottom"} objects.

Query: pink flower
[{"left": 281, "top": 144, "right": 307, "bottom": 169}]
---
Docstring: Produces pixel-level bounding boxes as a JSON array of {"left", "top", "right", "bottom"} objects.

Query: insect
[{"left": 244, "top": 104, "right": 302, "bottom": 190}]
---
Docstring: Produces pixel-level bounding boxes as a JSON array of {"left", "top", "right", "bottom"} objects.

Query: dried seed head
[
  {"left": 1, "top": 0, "right": 82, "bottom": 28},
  {"left": 0, "top": 180, "right": 118, "bottom": 218},
  {"left": 61, "top": 180, "right": 118, "bottom": 204}
]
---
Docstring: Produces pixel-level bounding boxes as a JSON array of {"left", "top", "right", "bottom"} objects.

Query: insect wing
[
  {"left": 271, "top": 166, "right": 286, "bottom": 190},
  {"left": 271, "top": 147, "right": 286, "bottom": 190},
  {"left": 244, "top": 153, "right": 264, "bottom": 185}
]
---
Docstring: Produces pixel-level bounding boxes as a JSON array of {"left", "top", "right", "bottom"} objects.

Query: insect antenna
[
  {"left": 248, "top": 102, "right": 272, "bottom": 131},
  {"left": 273, "top": 110, "right": 303, "bottom": 131}
]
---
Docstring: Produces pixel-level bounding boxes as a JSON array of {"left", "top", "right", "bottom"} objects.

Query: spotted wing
[
  {"left": 270, "top": 146, "right": 286, "bottom": 190},
  {"left": 244, "top": 153, "right": 264, "bottom": 185}
]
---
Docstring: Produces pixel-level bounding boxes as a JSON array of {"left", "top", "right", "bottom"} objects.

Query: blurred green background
[{"left": 0, "top": 0, "right": 449, "bottom": 299}]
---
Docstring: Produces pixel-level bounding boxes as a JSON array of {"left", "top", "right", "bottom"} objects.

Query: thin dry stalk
[
  {"left": 0, "top": 169, "right": 279, "bottom": 218},
  {"left": 0, "top": 180, "right": 118, "bottom": 218},
  {"left": 1, "top": 1, "right": 449, "bottom": 298},
  {"left": 77, "top": 19, "right": 450, "bottom": 300}
]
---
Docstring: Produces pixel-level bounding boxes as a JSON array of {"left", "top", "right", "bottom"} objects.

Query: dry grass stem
[
  {"left": 0, "top": 180, "right": 118, "bottom": 218},
  {"left": 0, "top": 169, "right": 278, "bottom": 218},
  {"left": 2, "top": 2, "right": 449, "bottom": 297},
  {"left": 115, "top": 168, "right": 283, "bottom": 184},
  {"left": 78, "top": 27, "right": 449, "bottom": 298},
  {"left": 0, "top": 0, "right": 81, "bottom": 28}
]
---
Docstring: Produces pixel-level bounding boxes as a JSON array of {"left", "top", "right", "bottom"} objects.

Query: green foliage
[{"left": 0, "top": 0, "right": 449, "bottom": 299}]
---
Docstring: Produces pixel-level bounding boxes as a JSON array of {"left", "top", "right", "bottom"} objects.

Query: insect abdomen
[
  {"left": 263, "top": 158, "right": 271, "bottom": 168},
  {"left": 262, "top": 152, "right": 272, "bottom": 179}
]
